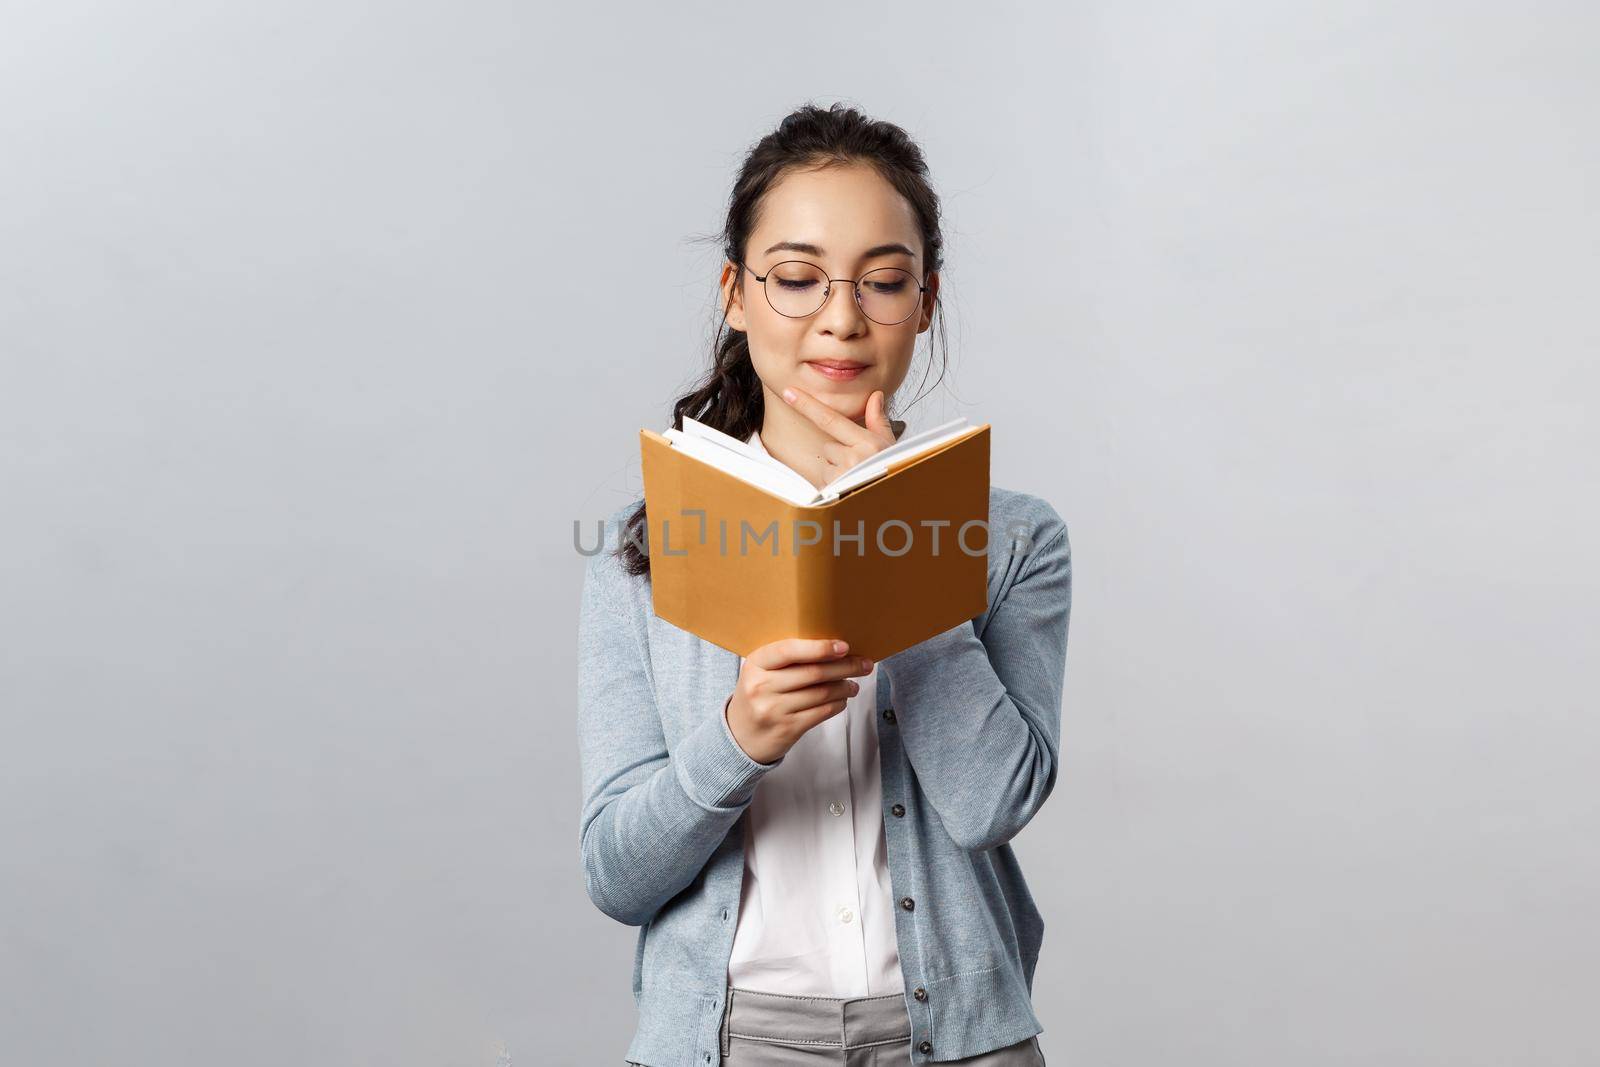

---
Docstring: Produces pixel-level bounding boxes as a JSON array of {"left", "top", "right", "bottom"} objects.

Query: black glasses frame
[{"left": 741, "top": 260, "right": 929, "bottom": 326}]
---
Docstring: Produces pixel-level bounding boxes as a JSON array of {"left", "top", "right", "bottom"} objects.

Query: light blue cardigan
[{"left": 576, "top": 485, "right": 1072, "bottom": 1065}]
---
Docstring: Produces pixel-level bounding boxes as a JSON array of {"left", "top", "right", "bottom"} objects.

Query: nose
[{"left": 816, "top": 278, "right": 868, "bottom": 330}]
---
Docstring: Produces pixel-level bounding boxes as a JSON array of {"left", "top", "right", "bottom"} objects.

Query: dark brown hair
[{"left": 616, "top": 101, "right": 950, "bottom": 577}]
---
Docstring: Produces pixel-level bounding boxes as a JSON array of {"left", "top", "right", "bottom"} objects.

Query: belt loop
[{"left": 719, "top": 985, "right": 733, "bottom": 1057}]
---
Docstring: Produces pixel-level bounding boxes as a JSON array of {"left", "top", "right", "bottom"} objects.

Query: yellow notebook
[{"left": 638, "top": 418, "right": 991, "bottom": 660}]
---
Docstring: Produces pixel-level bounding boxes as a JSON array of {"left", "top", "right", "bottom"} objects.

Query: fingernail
[
  {"left": 860, "top": 658, "right": 873, "bottom": 672},
  {"left": 782, "top": 387, "right": 796, "bottom": 403},
  {"left": 848, "top": 681, "right": 860, "bottom": 694},
  {"left": 832, "top": 640, "right": 848, "bottom": 654}
]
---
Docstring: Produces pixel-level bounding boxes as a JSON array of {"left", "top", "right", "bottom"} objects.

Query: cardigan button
[
  {"left": 913, "top": 986, "right": 926, "bottom": 1000},
  {"left": 900, "top": 896, "right": 915, "bottom": 911},
  {"left": 918, "top": 1039, "right": 933, "bottom": 1053},
  {"left": 882, "top": 707, "right": 896, "bottom": 723},
  {"left": 891, "top": 803, "right": 905, "bottom": 818}
]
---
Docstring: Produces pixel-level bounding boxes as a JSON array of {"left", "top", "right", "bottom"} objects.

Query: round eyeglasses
[{"left": 742, "top": 260, "right": 928, "bottom": 326}]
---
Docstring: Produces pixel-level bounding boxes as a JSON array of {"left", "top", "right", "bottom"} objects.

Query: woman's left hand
[{"left": 780, "top": 385, "right": 898, "bottom": 470}]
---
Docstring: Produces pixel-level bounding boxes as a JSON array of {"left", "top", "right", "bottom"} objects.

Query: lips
[{"left": 804, "top": 360, "right": 869, "bottom": 381}]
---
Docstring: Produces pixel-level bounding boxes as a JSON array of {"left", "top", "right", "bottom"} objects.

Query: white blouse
[{"left": 724, "top": 429, "right": 905, "bottom": 997}]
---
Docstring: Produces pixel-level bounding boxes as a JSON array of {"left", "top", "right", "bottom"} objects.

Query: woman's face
[{"left": 720, "top": 163, "right": 938, "bottom": 424}]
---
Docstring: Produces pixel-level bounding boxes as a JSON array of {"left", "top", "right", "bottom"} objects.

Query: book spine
[{"left": 789, "top": 505, "right": 838, "bottom": 641}]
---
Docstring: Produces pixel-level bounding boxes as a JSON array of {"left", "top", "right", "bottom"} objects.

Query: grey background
[{"left": 2, "top": 3, "right": 1595, "bottom": 1065}]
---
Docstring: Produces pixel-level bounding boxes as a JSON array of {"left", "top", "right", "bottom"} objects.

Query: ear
[
  {"left": 720, "top": 260, "right": 747, "bottom": 332},
  {"left": 917, "top": 270, "right": 939, "bottom": 333}
]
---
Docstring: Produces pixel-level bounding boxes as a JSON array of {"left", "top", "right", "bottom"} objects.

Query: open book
[
  {"left": 660, "top": 414, "right": 978, "bottom": 506},
  {"left": 637, "top": 415, "right": 992, "bottom": 659}
]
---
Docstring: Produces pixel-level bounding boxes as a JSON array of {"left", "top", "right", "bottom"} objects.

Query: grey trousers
[{"left": 630, "top": 984, "right": 1046, "bottom": 1066}]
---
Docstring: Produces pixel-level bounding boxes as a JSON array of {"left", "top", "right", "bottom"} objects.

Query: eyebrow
[{"left": 763, "top": 240, "right": 918, "bottom": 262}]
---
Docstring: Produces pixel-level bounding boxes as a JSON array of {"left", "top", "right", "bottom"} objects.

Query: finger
[
  {"left": 750, "top": 637, "right": 849, "bottom": 670},
  {"left": 771, "top": 678, "right": 860, "bottom": 716},
  {"left": 863, "top": 390, "right": 895, "bottom": 440},
  {"left": 816, "top": 391, "right": 894, "bottom": 469},
  {"left": 791, "top": 695, "right": 851, "bottom": 731},
  {"left": 781, "top": 385, "right": 874, "bottom": 448},
  {"left": 771, "top": 656, "right": 874, "bottom": 693}
]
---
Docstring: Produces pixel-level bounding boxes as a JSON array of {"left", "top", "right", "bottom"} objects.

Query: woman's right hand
[{"left": 724, "top": 638, "right": 875, "bottom": 765}]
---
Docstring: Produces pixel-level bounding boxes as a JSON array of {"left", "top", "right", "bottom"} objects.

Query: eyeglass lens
[{"left": 762, "top": 261, "right": 920, "bottom": 325}]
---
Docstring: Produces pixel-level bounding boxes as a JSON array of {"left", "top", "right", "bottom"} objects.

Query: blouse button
[
  {"left": 900, "top": 896, "right": 915, "bottom": 911},
  {"left": 829, "top": 801, "right": 846, "bottom": 816},
  {"left": 891, "top": 803, "right": 905, "bottom": 817},
  {"left": 882, "top": 707, "right": 896, "bottom": 723},
  {"left": 913, "top": 986, "right": 927, "bottom": 1001}
]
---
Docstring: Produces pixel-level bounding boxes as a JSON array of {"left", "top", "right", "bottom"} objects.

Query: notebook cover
[{"left": 639, "top": 424, "right": 990, "bottom": 659}]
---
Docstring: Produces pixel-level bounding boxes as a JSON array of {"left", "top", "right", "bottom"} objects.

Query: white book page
[
  {"left": 676, "top": 415, "right": 779, "bottom": 468},
  {"left": 673, "top": 415, "right": 823, "bottom": 501},
  {"left": 663, "top": 424, "right": 823, "bottom": 505},
  {"left": 820, "top": 417, "right": 972, "bottom": 496},
  {"left": 662, "top": 414, "right": 974, "bottom": 507}
]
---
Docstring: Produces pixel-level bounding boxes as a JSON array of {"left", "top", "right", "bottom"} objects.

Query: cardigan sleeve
[
  {"left": 575, "top": 527, "right": 786, "bottom": 926},
  {"left": 880, "top": 505, "right": 1072, "bottom": 852}
]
